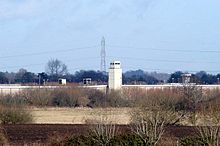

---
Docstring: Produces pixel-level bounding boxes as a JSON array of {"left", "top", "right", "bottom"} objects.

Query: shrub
[
  {"left": 0, "top": 94, "right": 27, "bottom": 106},
  {"left": 89, "top": 122, "right": 118, "bottom": 146},
  {"left": 0, "top": 127, "right": 8, "bottom": 146},
  {"left": 75, "top": 96, "right": 90, "bottom": 107},
  {"left": 123, "top": 88, "right": 182, "bottom": 109},
  {"left": 46, "top": 134, "right": 94, "bottom": 146},
  {"left": 0, "top": 133, "right": 8, "bottom": 146},
  {"left": 47, "top": 134, "right": 67, "bottom": 146},
  {"left": 64, "top": 135, "right": 93, "bottom": 146},
  {"left": 109, "top": 134, "right": 144, "bottom": 146},
  {"left": 3, "top": 85, "right": 220, "bottom": 110},
  {"left": 87, "top": 90, "right": 106, "bottom": 107},
  {"left": 106, "top": 91, "right": 131, "bottom": 107},
  {"left": 48, "top": 134, "right": 146, "bottom": 146},
  {"left": 51, "top": 89, "right": 77, "bottom": 107},
  {"left": 0, "top": 106, "right": 33, "bottom": 124},
  {"left": 180, "top": 137, "right": 208, "bottom": 146},
  {"left": 24, "top": 89, "right": 52, "bottom": 106}
]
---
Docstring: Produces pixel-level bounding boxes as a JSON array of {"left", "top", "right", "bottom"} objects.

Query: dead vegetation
[
  {"left": 89, "top": 116, "right": 119, "bottom": 146},
  {"left": 0, "top": 85, "right": 220, "bottom": 145}
]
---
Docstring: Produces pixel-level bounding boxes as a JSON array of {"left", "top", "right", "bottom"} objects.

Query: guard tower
[{"left": 108, "top": 61, "right": 122, "bottom": 90}]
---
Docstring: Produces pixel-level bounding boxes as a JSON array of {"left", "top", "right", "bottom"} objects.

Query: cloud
[
  {"left": 0, "top": 0, "right": 54, "bottom": 20},
  {"left": 131, "top": 0, "right": 156, "bottom": 18},
  {"left": 0, "top": 0, "right": 157, "bottom": 40},
  {"left": 82, "top": 0, "right": 156, "bottom": 21},
  {"left": 0, "top": 0, "right": 156, "bottom": 21}
]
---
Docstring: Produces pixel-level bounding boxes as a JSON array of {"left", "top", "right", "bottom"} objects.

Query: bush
[
  {"left": 109, "top": 134, "right": 144, "bottom": 146},
  {"left": 25, "top": 89, "right": 52, "bottom": 106},
  {"left": 3, "top": 85, "right": 220, "bottom": 110},
  {"left": 0, "top": 106, "right": 33, "bottom": 124},
  {"left": 47, "top": 135, "right": 94, "bottom": 146},
  {"left": 75, "top": 96, "right": 90, "bottom": 107},
  {"left": 0, "top": 133, "right": 8, "bottom": 146},
  {"left": 48, "top": 134, "right": 145, "bottom": 146},
  {"left": 0, "top": 94, "right": 27, "bottom": 106},
  {"left": 65, "top": 135, "right": 94, "bottom": 146},
  {"left": 22, "top": 88, "right": 88, "bottom": 107},
  {"left": 47, "top": 134, "right": 67, "bottom": 146},
  {"left": 106, "top": 91, "right": 131, "bottom": 107},
  {"left": 0, "top": 127, "right": 8, "bottom": 146},
  {"left": 123, "top": 88, "right": 182, "bottom": 109},
  {"left": 180, "top": 137, "right": 208, "bottom": 146},
  {"left": 51, "top": 90, "right": 77, "bottom": 107},
  {"left": 87, "top": 90, "right": 106, "bottom": 107}
]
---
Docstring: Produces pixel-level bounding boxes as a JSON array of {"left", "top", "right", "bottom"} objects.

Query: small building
[
  {"left": 108, "top": 61, "right": 122, "bottom": 90},
  {"left": 58, "top": 78, "right": 67, "bottom": 85},
  {"left": 181, "top": 73, "right": 192, "bottom": 84},
  {"left": 83, "top": 78, "right": 92, "bottom": 85}
]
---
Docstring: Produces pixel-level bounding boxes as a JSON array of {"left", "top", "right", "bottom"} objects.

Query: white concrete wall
[
  {"left": 0, "top": 85, "right": 60, "bottom": 95},
  {"left": 122, "top": 84, "right": 220, "bottom": 91},
  {"left": 1, "top": 84, "right": 220, "bottom": 95},
  {"left": 81, "top": 85, "right": 107, "bottom": 92}
]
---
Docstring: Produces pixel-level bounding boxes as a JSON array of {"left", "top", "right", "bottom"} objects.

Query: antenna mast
[{"left": 100, "top": 37, "right": 106, "bottom": 72}]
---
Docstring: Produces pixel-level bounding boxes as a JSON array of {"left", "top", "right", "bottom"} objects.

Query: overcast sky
[{"left": 0, "top": 0, "right": 220, "bottom": 74}]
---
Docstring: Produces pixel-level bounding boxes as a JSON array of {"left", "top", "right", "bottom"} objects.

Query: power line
[
  {"left": 1, "top": 43, "right": 220, "bottom": 73},
  {"left": 0, "top": 54, "right": 218, "bottom": 72},
  {"left": 1, "top": 59, "right": 220, "bottom": 73},
  {"left": 0, "top": 57, "right": 100, "bottom": 70},
  {"left": 0, "top": 44, "right": 219, "bottom": 61},
  {"left": 0, "top": 45, "right": 98, "bottom": 59},
  {"left": 106, "top": 56, "right": 219, "bottom": 64},
  {"left": 107, "top": 45, "right": 220, "bottom": 53},
  {"left": 123, "top": 65, "right": 220, "bottom": 73}
]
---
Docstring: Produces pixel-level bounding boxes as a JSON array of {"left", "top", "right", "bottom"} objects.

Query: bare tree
[
  {"left": 197, "top": 109, "right": 220, "bottom": 146},
  {"left": 131, "top": 109, "right": 164, "bottom": 146},
  {"left": 176, "top": 83, "right": 203, "bottom": 125},
  {"left": 46, "top": 59, "right": 68, "bottom": 78},
  {"left": 179, "top": 83, "right": 203, "bottom": 106},
  {"left": 89, "top": 110, "right": 118, "bottom": 146},
  {"left": 91, "top": 122, "right": 117, "bottom": 146},
  {"left": 131, "top": 107, "right": 181, "bottom": 146}
]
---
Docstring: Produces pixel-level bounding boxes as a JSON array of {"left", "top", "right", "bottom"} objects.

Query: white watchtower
[{"left": 108, "top": 61, "right": 122, "bottom": 90}]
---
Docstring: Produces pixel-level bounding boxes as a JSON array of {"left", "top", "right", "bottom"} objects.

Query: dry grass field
[
  {"left": 30, "top": 107, "right": 132, "bottom": 124},
  {"left": 29, "top": 108, "right": 202, "bottom": 125}
]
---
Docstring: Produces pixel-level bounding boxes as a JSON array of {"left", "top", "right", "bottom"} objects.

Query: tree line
[
  {"left": 0, "top": 59, "right": 219, "bottom": 85},
  {"left": 168, "top": 71, "right": 220, "bottom": 84}
]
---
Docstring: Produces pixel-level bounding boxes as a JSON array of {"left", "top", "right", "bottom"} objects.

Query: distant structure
[
  {"left": 83, "top": 78, "right": 92, "bottom": 85},
  {"left": 108, "top": 61, "right": 122, "bottom": 90},
  {"left": 58, "top": 78, "right": 67, "bottom": 85},
  {"left": 100, "top": 37, "right": 106, "bottom": 72},
  {"left": 181, "top": 73, "right": 192, "bottom": 84}
]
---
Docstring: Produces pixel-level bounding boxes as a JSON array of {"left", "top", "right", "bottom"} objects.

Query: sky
[{"left": 0, "top": 0, "right": 220, "bottom": 74}]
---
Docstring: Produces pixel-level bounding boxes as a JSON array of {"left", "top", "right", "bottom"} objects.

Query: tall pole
[{"left": 100, "top": 37, "right": 106, "bottom": 73}]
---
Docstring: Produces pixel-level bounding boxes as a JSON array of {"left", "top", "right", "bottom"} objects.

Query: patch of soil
[{"left": 2, "top": 124, "right": 197, "bottom": 145}]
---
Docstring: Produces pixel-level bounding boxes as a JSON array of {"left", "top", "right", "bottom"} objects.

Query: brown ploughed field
[{"left": 3, "top": 124, "right": 196, "bottom": 145}]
